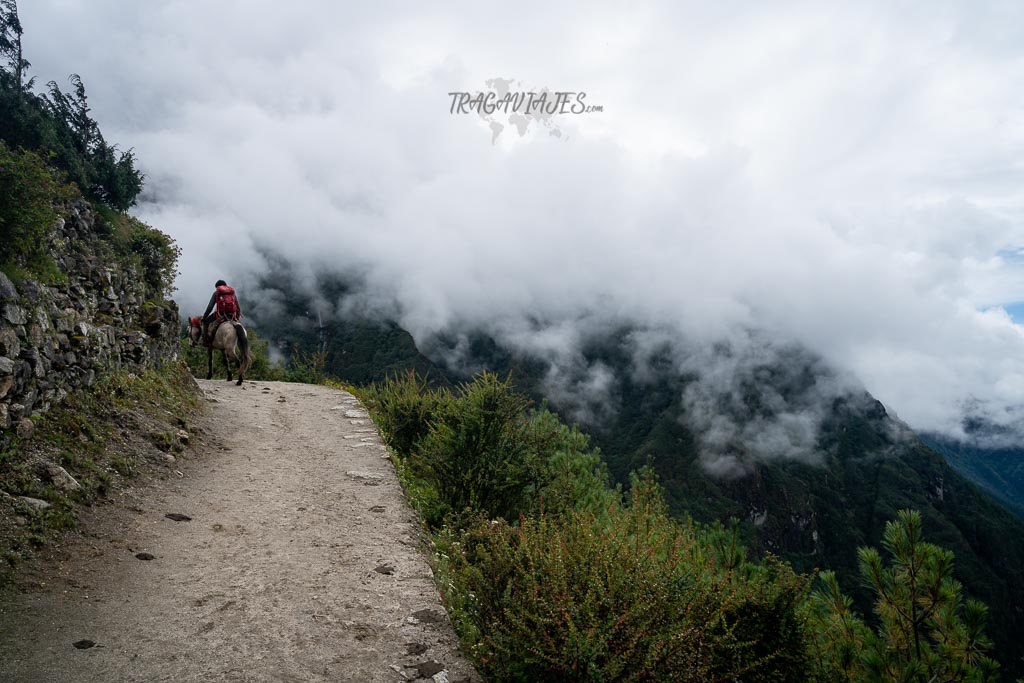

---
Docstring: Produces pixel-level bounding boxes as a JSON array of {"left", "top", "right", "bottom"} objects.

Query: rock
[
  {"left": 369, "top": 505, "right": 386, "bottom": 513},
  {"left": 15, "top": 418, "right": 34, "bottom": 439},
  {"left": 135, "top": 552, "right": 155, "bottom": 561},
  {"left": 0, "top": 327, "right": 18, "bottom": 356},
  {"left": 406, "top": 642, "right": 428, "bottom": 656},
  {"left": 17, "top": 496, "right": 50, "bottom": 510},
  {"left": 374, "top": 563, "right": 396, "bottom": 575},
  {"left": 46, "top": 464, "right": 80, "bottom": 492},
  {"left": 346, "top": 471, "right": 384, "bottom": 481},
  {"left": 19, "top": 346, "right": 39, "bottom": 367},
  {"left": 165, "top": 513, "right": 192, "bottom": 522},
  {"left": 72, "top": 639, "right": 96, "bottom": 650},
  {"left": 432, "top": 672, "right": 449, "bottom": 683},
  {"left": 0, "top": 355, "right": 14, "bottom": 375},
  {"left": 410, "top": 609, "right": 445, "bottom": 625},
  {"left": 413, "top": 662, "right": 445, "bottom": 678},
  {"left": 0, "top": 374, "right": 13, "bottom": 400},
  {"left": 175, "top": 429, "right": 190, "bottom": 445},
  {"left": 344, "top": 409, "right": 366, "bottom": 418},
  {"left": 0, "top": 271, "right": 16, "bottom": 300},
  {"left": 2, "top": 304, "right": 27, "bottom": 325}
]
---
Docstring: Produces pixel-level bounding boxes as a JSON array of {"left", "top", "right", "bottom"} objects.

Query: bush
[
  {"left": 284, "top": 347, "right": 328, "bottom": 384},
  {"left": 531, "top": 406, "right": 617, "bottom": 517},
  {"left": 412, "top": 373, "right": 542, "bottom": 523},
  {"left": 0, "top": 141, "right": 74, "bottom": 280},
  {"left": 360, "top": 372, "right": 618, "bottom": 526},
  {"left": 437, "top": 477, "right": 819, "bottom": 682},
  {"left": 358, "top": 371, "right": 452, "bottom": 457}
]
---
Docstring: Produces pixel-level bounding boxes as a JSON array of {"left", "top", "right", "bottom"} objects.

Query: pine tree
[{"left": 813, "top": 509, "right": 1000, "bottom": 682}]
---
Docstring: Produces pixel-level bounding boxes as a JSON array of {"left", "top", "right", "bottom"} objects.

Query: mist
[{"left": 19, "top": 1, "right": 1024, "bottom": 454}]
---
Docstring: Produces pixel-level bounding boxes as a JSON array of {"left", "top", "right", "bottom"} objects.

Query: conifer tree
[
  {"left": 0, "top": 0, "right": 28, "bottom": 92},
  {"left": 813, "top": 509, "right": 1000, "bottom": 682}
]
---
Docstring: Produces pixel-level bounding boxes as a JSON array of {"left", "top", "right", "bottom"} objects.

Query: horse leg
[
  {"left": 222, "top": 349, "right": 232, "bottom": 381},
  {"left": 235, "top": 346, "right": 245, "bottom": 386},
  {"left": 206, "top": 347, "right": 213, "bottom": 380}
]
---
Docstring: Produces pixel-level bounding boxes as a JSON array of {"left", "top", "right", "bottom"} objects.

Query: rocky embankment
[{"left": 0, "top": 199, "right": 179, "bottom": 450}]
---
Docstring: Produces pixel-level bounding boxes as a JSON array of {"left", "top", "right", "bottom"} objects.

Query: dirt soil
[{"left": 0, "top": 379, "right": 480, "bottom": 682}]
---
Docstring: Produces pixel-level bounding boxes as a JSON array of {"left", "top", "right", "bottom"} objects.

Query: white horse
[{"left": 187, "top": 316, "right": 252, "bottom": 385}]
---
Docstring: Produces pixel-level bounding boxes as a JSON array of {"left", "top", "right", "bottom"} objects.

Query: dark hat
[{"left": 215, "top": 280, "right": 227, "bottom": 287}]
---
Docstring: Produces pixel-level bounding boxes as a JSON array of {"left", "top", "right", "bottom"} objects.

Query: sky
[{"left": 18, "top": 1, "right": 1024, "bottom": 441}]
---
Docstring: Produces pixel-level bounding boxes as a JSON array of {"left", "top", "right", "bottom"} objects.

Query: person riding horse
[{"left": 202, "top": 279, "right": 242, "bottom": 346}]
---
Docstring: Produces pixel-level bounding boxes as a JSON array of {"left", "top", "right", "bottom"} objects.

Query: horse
[{"left": 187, "top": 316, "right": 252, "bottom": 385}]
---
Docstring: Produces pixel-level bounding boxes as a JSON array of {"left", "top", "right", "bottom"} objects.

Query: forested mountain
[
  {"left": 242, "top": 268, "right": 1024, "bottom": 678},
  {"left": 921, "top": 425, "right": 1024, "bottom": 519}
]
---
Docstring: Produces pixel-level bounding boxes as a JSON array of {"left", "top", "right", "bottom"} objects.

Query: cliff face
[{"left": 0, "top": 199, "right": 179, "bottom": 448}]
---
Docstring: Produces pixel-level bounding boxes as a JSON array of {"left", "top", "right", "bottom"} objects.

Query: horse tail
[{"left": 233, "top": 322, "right": 252, "bottom": 376}]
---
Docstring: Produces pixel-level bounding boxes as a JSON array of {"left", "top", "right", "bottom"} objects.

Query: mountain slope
[
  {"left": 417, "top": 326, "right": 1024, "bottom": 679},
  {"left": 920, "top": 432, "right": 1024, "bottom": 519}
]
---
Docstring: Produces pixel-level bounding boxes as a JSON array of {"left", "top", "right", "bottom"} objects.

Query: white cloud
[{"left": 18, "top": 0, "right": 1024, "bottom": 439}]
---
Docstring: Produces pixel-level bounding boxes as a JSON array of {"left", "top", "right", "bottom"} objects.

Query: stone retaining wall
[{"left": 0, "top": 199, "right": 179, "bottom": 448}]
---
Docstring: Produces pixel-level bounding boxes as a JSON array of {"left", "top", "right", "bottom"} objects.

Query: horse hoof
[
  {"left": 236, "top": 380, "right": 243, "bottom": 386},
  {"left": 206, "top": 374, "right": 213, "bottom": 380}
]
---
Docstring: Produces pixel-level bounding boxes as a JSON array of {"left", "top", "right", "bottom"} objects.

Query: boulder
[
  {"left": 46, "top": 464, "right": 80, "bottom": 492},
  {"left": 17, "top": 496, "right": 50, "bottom": 510}
]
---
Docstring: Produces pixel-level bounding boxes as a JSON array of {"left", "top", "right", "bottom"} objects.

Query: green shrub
[
  {"left": 284, "top": 347, "right": 328, "bottom": 384},
  {"left": 437, "top": 477, "right": 819, "bottom": 682},
  {"left": 0, "top": 141, "right": 75, "bottom": 281},
  {"left": 358, "top": 371, "right": 452, "bottom": 457},
  {"left": 361, "top": 372, "right": 616, "bottom": 526},
  {"left": 412, "top": 373, "right": 547, "bottom": 524},
  {"left": 531, "top": 406, "right": 618, "bottom": 517}
]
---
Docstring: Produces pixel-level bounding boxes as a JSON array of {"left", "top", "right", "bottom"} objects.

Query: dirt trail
[{"left": 0, "top": 380, "right": 479, "bottom": 682}]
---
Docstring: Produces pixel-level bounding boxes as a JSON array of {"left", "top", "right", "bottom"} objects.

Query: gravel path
[{"left": 0, "top": 380, "right": 479, "bottom": 682}]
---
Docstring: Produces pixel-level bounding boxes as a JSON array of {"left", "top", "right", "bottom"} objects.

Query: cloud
[{"left": 18, "top": 0, "right": 1024, "bottom": 445}]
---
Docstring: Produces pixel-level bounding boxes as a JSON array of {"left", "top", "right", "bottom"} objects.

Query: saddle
[{"left": 192, "top": 316, "right": 222, "bottom": 347}]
